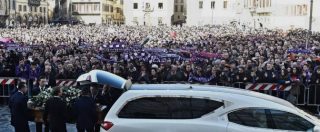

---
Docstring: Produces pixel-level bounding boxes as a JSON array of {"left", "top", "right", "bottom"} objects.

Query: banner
[
  {"left": 188, "top": 74, "right": 213, "bottom": 83},
  {"left": 287, "top": 49, "right": 312, "bottom": 54},
  {"left": 143, "top": 48, "right": 167, "bottom": 53},
  {"left": 5, "top": 44, "right": 32, "bottom": 52},
  {"left": 0, "top": 38, "right": 14, "bottom": 43},
  {"left": 196, "top": 52, "right": 222, "bottom": 59},
  {"left": 7, "top": 46, "right": 31, "bottom": 52}
]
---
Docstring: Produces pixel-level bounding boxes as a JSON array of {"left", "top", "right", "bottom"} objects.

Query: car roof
[{"left": 130, "top": 84, "right": 296, "bottom": 109}]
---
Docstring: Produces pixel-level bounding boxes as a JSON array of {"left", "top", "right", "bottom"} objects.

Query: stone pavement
[{"left": 0, "top": 105, "right": 77, "bottom": 132}]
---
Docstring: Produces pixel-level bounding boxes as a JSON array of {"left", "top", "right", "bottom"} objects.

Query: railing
[
  {"left": 0, "top": 77, "right": 19, "bottom": 97},
  {"left": 0, "top": 78, "right": 78, "bottom": 98},
  {"left": 308, "top": 84, "right": 320, "bottom": 106}
]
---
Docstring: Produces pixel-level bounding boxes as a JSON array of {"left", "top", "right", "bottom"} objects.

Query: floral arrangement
[
  {"left": 29, "top": 87, "right": 54, "bottom": 108},
  {"left": 29, "top": 87, "right": 81, "bottom": 109},
  {"left": 62, "top": 87, "right": 82, "bottom": 106}
]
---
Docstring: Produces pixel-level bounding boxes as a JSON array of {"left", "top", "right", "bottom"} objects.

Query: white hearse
[{"left": 77, "top": 70, "right": 320, "bottom": 132}]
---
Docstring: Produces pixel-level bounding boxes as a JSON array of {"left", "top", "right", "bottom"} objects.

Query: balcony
[
  {"left": 72, "top": 11, "right": 100, "bottom": 15},
  {"left": 248, "top": 7, "right": 256, "bottom": 13},
  {"left": 255, "top": 7, "right": 272, "bottom": 13}
]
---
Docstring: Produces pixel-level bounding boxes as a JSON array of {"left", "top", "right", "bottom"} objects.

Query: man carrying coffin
[
  {"left": 73, "top": 86, "right": 97, "bottom": 132},
  {"left": 32, "top": 76, "right": 49, "bottom": 132},
  {"left": 90, "top": 84, "right": 103, "bottom": 132},
  {"left": 43, "top": 86, "right": 67, "bottom": 132},
  {"left": 32, "top": 76, "right": 48, "bottom": 96},
  {"left": 9, "top": 82, "right": 31, "bottom": 132}
]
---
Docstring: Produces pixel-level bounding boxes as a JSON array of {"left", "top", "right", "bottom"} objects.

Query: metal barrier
[
  {"left": 30, "top": 79, "right": 78, "bottom": 87},
  {"left": 245, "top": 83, "right": 292, "bottom": 91},
  {"left": 0, "top": 78, "right": 19, "bottom": 98},
  {"left": 55, "top": 79, "right": 78, "bottom": 87},
  {"left": 0, "top": 78, "right": 77, "bottom": 98},
  {"left": 308, "top": 84, "right": 320, "bottom": 106},
  {"left": 232, "top": 82, "right": 246, "bottom": 89},
  {"left": 162, "top": 81, "right": 189, "bottom": 84},
  {"left": 244, "top": 83, "right": 308, "bottom": 105},
  {"left": 217, "top": 82, "right": 231, "bottom": 87},
  {"left": 296, "top": 84, "right": 307, "bottom": 106},
  {"left": 305, "top": 84, "right": 320, "bottom": 115},
  {"left": 245, "top": 83, "right": 278, "bottom": 97}
]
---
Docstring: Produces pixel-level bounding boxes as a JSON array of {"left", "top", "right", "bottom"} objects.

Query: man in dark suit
[
  {"left": 96, "top": 85, "right": 123, "bottom": 130},
  {"left": 74, "top": 86, "right": 98, "bottom": 132},
  {"left": 9, "top": 82, "right": 30, "bottom": 132},
  {"left": 90, "top": 84, "right": 102, "bottom": 103},
  {"left": 32, "top": 77, "right": 49, "bottom": 132},
  {"left": 90, "top": 84, "right": 102, "bottom": 132},
  {"left": 43, "top": 86, "right": 67, "bottom": 132},
  {"left": 32, "top": 77, "right": 48, "bottom": 96},
  {"left": 99, "top": 85, "right": 123, "bottom": 113},
  {"left": 43, "top": 65, "right": 57, "bottom": 87}
]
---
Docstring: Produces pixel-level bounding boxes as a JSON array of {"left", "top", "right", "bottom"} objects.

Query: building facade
[
  {"left": 113, "top": 0, "right": 124, "bottom": 25},
  {"left": 242, "top": 0, "right": 309, "bottom": 30},
  {"left": 71, "top": 0, "right": 102, "bottom": 24},
  {"left": 3, "top": 0, "right": 48, "bottom": 27},
  {"left": 46, "top": 0, "right": 70, "bottom": 22},
  {"left": 123, "top": 0, "right": 174, "bottom": 26},
  {"left": 0, "top": 0, "right": 9, "bottom": 27},
  {"left": 185, "top": 0, "right": 315, "bottom": 31},
  {"left": 186, "top": 0, "right": 240, "bottom": 26},
  {"left": 47, "top": 0, "right": 55, "bottom": 22},
  {"left": 172, "top": 0, "right": 186, "bottom": 25},
  {"left": 71, "top": 0, "right": 124, "bottom": 25}
]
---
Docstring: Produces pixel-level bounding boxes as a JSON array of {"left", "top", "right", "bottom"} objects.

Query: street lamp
[
  {"left": 14, "top": 4, "right": 17, "bottom": 28},
  {"left": 211, "top": 7, "right": 213, "bottom": 25},
  {"left": 309, "top": 0, "right": 313, "bottom": 32},
  {"left": 306, "top": 0, "right": 313, "bottom": 49},
  {"left": 43, "top": 8, "right": 45, "bottom": 24},
  {"left": 69, "top": 0, "right": 72, "bottom": 21}
]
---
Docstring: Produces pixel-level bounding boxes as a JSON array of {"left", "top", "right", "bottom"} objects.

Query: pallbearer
[
  {"left": 9, "top": 82, "right": 31, "bottom": 132},
  {"left": 73, "top": 86, "right": 98, "bottom": 132},
  {"left": 43, "top": 86, "right": 67, "bottom": 132}
]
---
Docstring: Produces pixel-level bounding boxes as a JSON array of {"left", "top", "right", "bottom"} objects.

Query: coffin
[
  {"left": 76, "top": 70, "right": 132, "bottom": 90},
  {"left": 30, "top": 105, "right": 105, "bottom": 123}
]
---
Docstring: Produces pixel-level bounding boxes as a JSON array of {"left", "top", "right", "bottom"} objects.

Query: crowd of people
[
  {"left": 1, "top": 25, "right": 320, "bottom": 86},
  {"left": 3, "top": 24, "right": 320, "bottom": 132}
]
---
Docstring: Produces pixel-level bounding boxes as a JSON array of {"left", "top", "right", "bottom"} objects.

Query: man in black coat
[
  {"left": 9, "top": 82, "right": 30, "bottom": 132},
  {"left": 43, "top": 86, "right": 67, "bottom": 132},
  {"left": 90, "top": 84, "right": 102, "bottom": 103},
  {"left": 99, "top": 85, "right": 123, "bottom": 113},
  {"left": 32, "top": 77, "right": 49, "bottom": 132},
  {"left": 32, "top": 77, "right": 49, "bottom": 96},
  {"left": 74, "top": 87, "right": 98, "bottom": 132},
  {"left": 90, "top": 84, "right": 103, "bottom": 132},
  {"left": 261, "top": 63, "right": 278, "bottom": 83},
  {"left": 43, "top": 65, "right": 57, "bottom": 87},
  {"left": 96, "top": 85, "right": 123, "bottom": 130}
]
